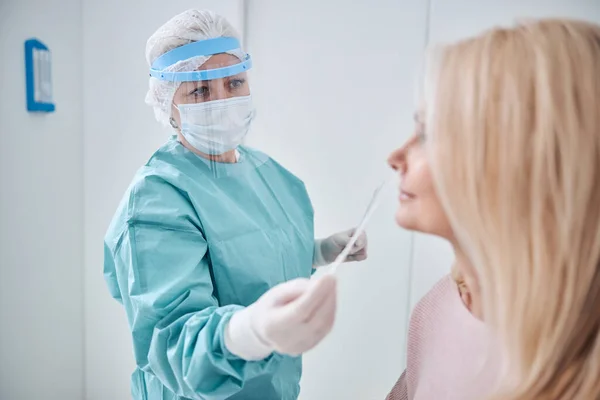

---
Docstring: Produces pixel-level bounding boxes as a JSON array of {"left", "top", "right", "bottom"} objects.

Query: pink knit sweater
[{"left": 386, "top": 275, "right": 500, "bottom": 400}]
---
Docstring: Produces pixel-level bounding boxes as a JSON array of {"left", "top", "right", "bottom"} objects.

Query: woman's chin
[{"left": 395, "top": 208, "right": 417, "bottom": 230}]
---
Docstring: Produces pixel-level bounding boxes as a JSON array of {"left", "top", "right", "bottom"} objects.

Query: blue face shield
[{"left": 149, "top": 36, "right": 253, "bottom": 82}]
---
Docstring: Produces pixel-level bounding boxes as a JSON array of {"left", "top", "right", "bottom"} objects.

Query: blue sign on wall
[{"left": 24, "top": 38, "right": 55, "bottom": 113}]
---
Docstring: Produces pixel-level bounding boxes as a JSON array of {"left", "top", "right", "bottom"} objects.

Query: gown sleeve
[{"left": 105, "top": 176, "right": 279, "bottom": 399}]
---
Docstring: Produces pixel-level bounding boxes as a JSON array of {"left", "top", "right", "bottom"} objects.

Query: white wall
[
  {"left": 0, "top": 0, "right": 84, "bottom": 399},
  {"left": 81, "top": 1, "right": 244, "bottom": 399},
  {"left": 244, "top": 1, "right": 426, "bottom": 398}
]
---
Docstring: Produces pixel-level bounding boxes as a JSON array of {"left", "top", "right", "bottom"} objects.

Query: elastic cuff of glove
[
  {"left": 313, "top": 239, "right": 328, "bottom": 267},
  {"left": 224, "top": 308, "right": 273, "bottom": 361}
]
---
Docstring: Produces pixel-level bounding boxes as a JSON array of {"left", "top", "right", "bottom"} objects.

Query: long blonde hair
[{"left": 425, "top": 19, "right": 600, "bottom": 399}]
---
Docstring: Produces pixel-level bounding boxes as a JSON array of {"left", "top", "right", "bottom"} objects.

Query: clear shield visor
[{"left": 150, "top": 37, "right": 256, "bottom": 161}]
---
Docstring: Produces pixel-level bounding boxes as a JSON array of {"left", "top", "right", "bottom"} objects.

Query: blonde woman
[
  {"left": 389, "top": 18, "right": 600, "bottom": 400},
  {"left": 386, "top": 117, "right": 498, "bottom": 400}
]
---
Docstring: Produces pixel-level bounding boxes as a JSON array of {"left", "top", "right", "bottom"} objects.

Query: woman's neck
[{"left": 451, "top": 245, "right": 483, "bottom": 320}]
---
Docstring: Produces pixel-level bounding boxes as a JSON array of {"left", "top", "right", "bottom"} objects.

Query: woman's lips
[{"left": 399, "top": 188, "right": 415, "bottom": 201}]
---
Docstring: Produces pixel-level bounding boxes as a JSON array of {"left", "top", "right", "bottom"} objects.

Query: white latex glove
[
  {"left": 313, "top": 228, "right": 368, "bottom": 267},
  {"left": 224, "top": 275, "right": 337, "bottom": 360}
]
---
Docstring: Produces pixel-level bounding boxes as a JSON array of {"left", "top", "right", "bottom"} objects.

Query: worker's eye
[
  {"left": 229, "top": 78, "right": 246, "bottom": 90},
  {"left": 190, "top": 85, "right": 209, "bottom": 98}
]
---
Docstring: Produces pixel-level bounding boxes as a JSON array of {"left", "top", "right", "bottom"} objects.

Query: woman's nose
[{"left": 388, "top": 147, "right": 406, "bottom": 173}]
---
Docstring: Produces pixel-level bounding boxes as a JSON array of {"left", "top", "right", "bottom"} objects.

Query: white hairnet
[{"left": 145, "top": 9, "right": 244, "bottom": 127}]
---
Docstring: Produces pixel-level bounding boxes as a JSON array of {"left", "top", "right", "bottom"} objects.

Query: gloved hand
[
  {"left": 224, "top": 275, "right": 337, "bottom": 360},
  {"left": 313, "top": 228, "right": 368, "bottom": 267}
]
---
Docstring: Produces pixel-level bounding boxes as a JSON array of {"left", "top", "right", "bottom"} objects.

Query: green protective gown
[{"left": 104, "top": 138, "right": 315, "bottom": 400}]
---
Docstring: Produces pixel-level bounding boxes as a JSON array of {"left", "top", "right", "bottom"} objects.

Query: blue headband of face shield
[{"left": 149, "top": 37, "right": 253, "bottom": 82}]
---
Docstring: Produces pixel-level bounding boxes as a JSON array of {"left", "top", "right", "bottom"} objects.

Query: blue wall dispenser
[{"left": 24, "top": 38, "right": 55, "bottom": 113}]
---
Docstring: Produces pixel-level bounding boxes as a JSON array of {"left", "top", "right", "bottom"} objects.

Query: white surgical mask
[{"left": 176, "top": 95, "right": 256, "bottom": 155}]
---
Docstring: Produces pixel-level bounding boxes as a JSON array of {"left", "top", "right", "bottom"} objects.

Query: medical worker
[{"left": 103, "top": 9, "right": 367, "bottom": 400}]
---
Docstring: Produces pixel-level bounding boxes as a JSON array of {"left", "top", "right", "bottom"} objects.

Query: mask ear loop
[{"left": 170, "top": 101, "right": 181, "bottom": 129}]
